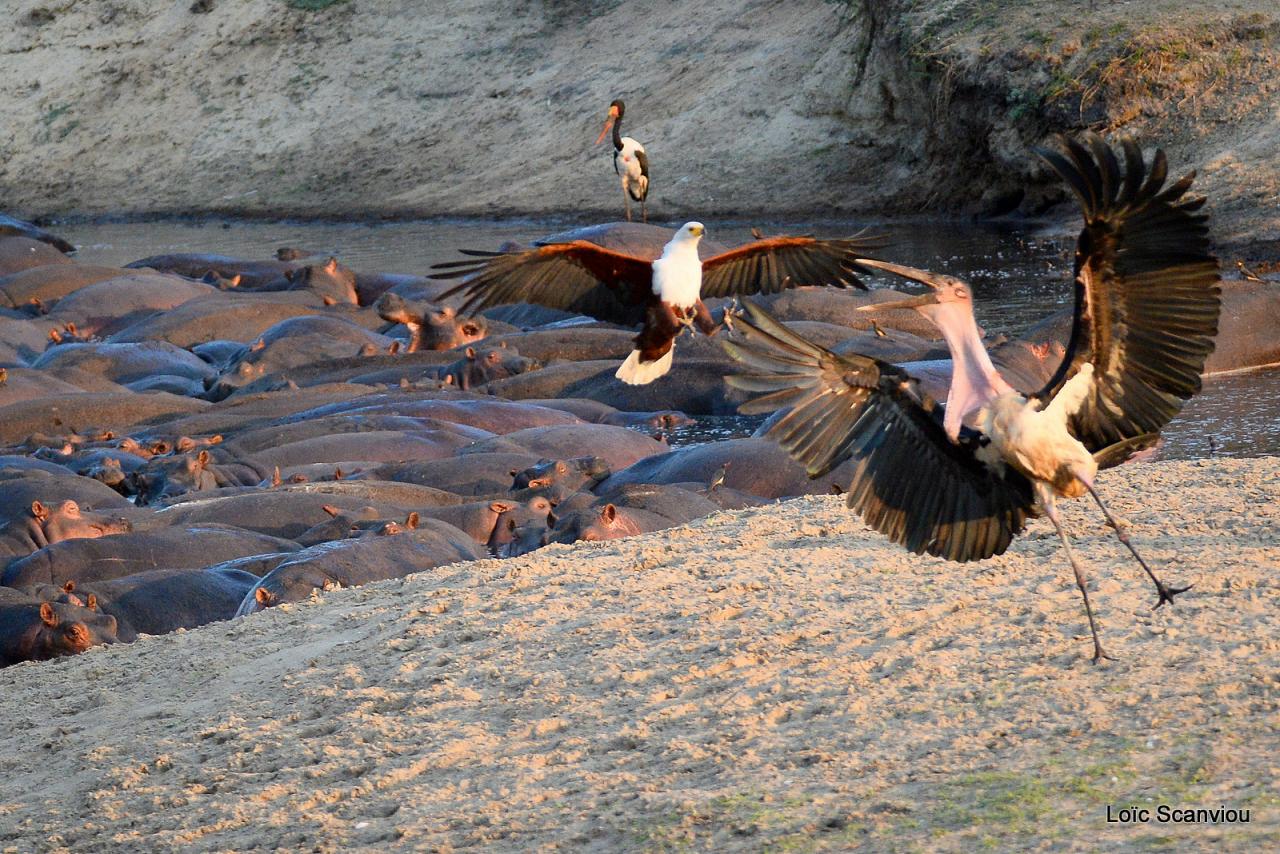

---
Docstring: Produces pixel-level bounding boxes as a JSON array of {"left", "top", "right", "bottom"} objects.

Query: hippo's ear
[
  {"left": 228, "top": 274, "right": 242, "bottom": 288},
  {"left": 30, "top": 500, "right": 48, "bottom": 521},
  {"left": 255, "top": 588, "right": 274, "bottom": 607},
  {"left": 324, "top": 257, "right": 339, "bottom": 273},
  {"left": 271, "top": 466, "right": 282, "bottom": 487},
  {"left": 40, "top": 602, "right": 58, "bottom": 627},
  {"left": 405, "top": 512, "right": 419, "bottom": 530},
  {"left": 462, "top": 323, "right": 481, "bottom": 336},
  {"left": 443, "top": 375, "right": 454, "bottom": 385},
  {"left": 62, "top": 580, "right": 76, "bottom": 594},
  {"left": 321, "top": 504, "right": 341, "bottom": 517},
  {"left": 59, "top": 500, "right": 80, "bottom": 517},
  {"left": 86, "top": 594, "right": 97, "bottom": 611},
  {"left": 197, "top": 450, "right": 211, "bottom": 467},
  {"left": 176, "top": 437, "right": 195, "bottom": 453},
  {"left": 322, "top": 296, "right": 337, "bottom": 306},
  {"left": 602, "top": 504, "right": 617, "bottom": 523},
  {"left": 465, "top": 347, "right": 477, "bottom": 360},
  {"left": 209, "top": 434, "right": 223, "bottom": 445},
  {"left": 489, "top": 501, "right": 514, "bottom": 514}
]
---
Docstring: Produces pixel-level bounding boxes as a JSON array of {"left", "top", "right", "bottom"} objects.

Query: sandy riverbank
[{"left": 0, "top": 456, "right": 1276, "bottom": 852}]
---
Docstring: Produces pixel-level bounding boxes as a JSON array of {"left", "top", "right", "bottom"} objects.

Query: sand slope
[{"left": 0, "top": 457, "right": 1276, "bottom": 851}]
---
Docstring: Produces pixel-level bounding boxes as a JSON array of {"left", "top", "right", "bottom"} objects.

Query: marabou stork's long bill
[
  {"left": 431, "top": 222, "right": 880, "bottom": 385},
  {"left": 596, "top": 99, "right": 650, "bottom": 222},
  {"left": 722, "top": 134, "right": 1221, "bottom": 661}
]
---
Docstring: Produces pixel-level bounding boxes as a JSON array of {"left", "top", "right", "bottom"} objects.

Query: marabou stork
[
  {"left": 722, "top": 134, "right": 1221, "bottom": 661},
  {"left": 596, "top": 99, "right": 650, "bottom": 222},
  {"left": 431, "top": 223, "right": 879, "bottom": 385}
]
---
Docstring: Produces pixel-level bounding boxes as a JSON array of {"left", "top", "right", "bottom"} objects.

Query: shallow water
[{"left": 59, "top": 217, "right": 1279, "bottom": 460}]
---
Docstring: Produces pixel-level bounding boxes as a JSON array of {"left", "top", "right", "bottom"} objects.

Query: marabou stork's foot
[
  {"left": 1090, "top": 637, "right": 1116, "bottom": 664},
  {"left": 1152, "top": 581, "right": 1193, "bottom": 610},
  {"left": 1084, "top": 483, "right": 1190, "bottom": 611},
  {"left": 721, "top": 298, "right": 741, "bottom": 333}
]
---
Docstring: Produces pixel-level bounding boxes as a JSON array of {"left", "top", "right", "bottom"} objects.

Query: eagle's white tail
[{"left": 615, "top": 346, "right": 674, "bottom": 385}]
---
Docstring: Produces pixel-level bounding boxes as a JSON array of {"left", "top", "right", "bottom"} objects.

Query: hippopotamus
[
  {"left": 1016, "top": 278, "right": 1279, "bottom": 376},
  {"left": 480, "top": 328, "right": 635, "bottom": 363},
  {"left": 0, "top": 213, "right": 75, "bottom": 254},
  {"left": 40, "top": 273, "right": 217, "bottom": 338},
  {"left": 518, "top": 399, "right": 695, "bottom": 432},
  {"left": 0, "top": 500, "right": 132, "bottom": 561},
  {"left": 439, "top": 345, "right": 540, "bottom": 390},
  {"left": 107, "top": 294, "right": 330, "bottom": 347},
  {"left": 414, "top": 496, "right": 555, "bottom": 553},
  {"left": 0, "top": 317, "right": 54, "bottom": 364},
  {"left": 0, "top": 391, "right": 208, "bottom": 445},
  {"left": 129, "top": 450, "right": 222, "bottom": 505},
  {"left": 461, "top": 424, "right": 667, "bottom": 472},
  {"left": 487, "top": 356, "right": 747, "bottom": 415},
  {"left": 365, "top": 452, "right": 546, "bottom": 496},
  {"left": 206, "top": 315, "right": 395, "bottom": 400},
  {"left": 153, "top": 480, "right": 460, "bottom": 541},
  {"left": 1, "top": 524, "right": 299, "bottom": 588},
  {"left": 511, "top": 456, "right": 612, "bottom": 502},
  {"left": 596, "top": 437, "right": 857, "bottom": 500},
  {"left": 32, "top": 565, "right": 260, "bottom": 640},
  {"left": 270, "top": 394, "right": 583, "bottom": 436},
  {"left": 0, "top": 468, "right": 134, "bottom": 525},
  {"left": 0, "top": 264, "right": 128, "bottom": 310},
  {"left": 125, "top": 251, "right": 301, "bottom": 288},
  {"left": 543, "top": 501, "right": 672, "bottom": 546},
  {"left": 741, "top": 286, "right": 944, "bottom": 338},
  {"left": 32, "top": 341, "right": 217, "bottom": 387},
  {"left": 236, "top": 517, "right": 484, "bottom": 614},
  {"left": 257, "top": 258, "right": 358, "bottom": 305},
  {"left": 0, "top": 368, "right": 98, "bottom": 407},
  {"left": 0, "top": 593, "right": 119, "bottom": 667},
  {"left": 0, "top": 236, "right": 73, "bottom": 277},
  {"left": 376, "top": 293, "right": 489, "bottom": 352}
]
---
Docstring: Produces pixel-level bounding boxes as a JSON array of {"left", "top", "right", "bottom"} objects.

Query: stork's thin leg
[
  {"left": 1043, "top": 497, "right": 1113, "bottom": 663},
  {"left": 641, "top": 198, "right": 648, "bottom": 224},
  {"left": 624, "top": 194, "right": 632, "bottom": 223},
  {"left": 1084, "top": 483, "right": 1191, "bottom": 609}
]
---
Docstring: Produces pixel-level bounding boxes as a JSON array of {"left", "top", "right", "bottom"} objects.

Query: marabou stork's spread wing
[
  {"left": 430, "top": 241, "right": 656, "bottom": 326},
  {"left": 724, "top": 302, "right": 1036, "bottom": 562},
  {"left": 1031, "top": 133, "right": 1220, "bottom": 452},
  {"left": 699, "top": 235, "right": 880, "bottom": 299}
]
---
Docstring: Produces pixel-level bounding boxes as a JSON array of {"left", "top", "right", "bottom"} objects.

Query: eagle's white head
[{"left": 676, "top": 222, "right": 706, "bottom": 242}]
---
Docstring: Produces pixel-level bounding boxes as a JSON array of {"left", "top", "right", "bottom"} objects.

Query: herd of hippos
[{"left": 0, "top": 133, "right": 1278, "bottom": 667}]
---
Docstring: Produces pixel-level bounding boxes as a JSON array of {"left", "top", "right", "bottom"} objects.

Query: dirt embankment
[{"left": 0, "top": 1, "right": 1275, "bottom": 249}]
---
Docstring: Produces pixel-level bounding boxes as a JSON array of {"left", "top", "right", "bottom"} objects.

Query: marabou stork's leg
[
  {"left": 1083, "top": 483, "right": 1191, "bottom": 609},
  {"left": 641, "top": 197, "right": 648, "bottom": 224},
  {"left": 623, "top": 190, "right": 632, "bottom": 223},
  {"left": 1040, "top": 488, "right": 1113, "bottom": 663}
]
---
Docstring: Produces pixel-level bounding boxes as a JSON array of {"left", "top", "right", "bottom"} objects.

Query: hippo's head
[
  {"left": 512, "top": 456, "right": 611, "bottom": 495},
  {"left": 131, "top": 450, "right": 216, "bottom": 505},
  {"left": 488, "top": 497, "right": 556, "bottom": 557},
  {"left": 446, "top": 345, "right": 540, "bottom": 390},
  {"left": 377, "top": 294, "right": 488, "bottom": 352},
  {"left": 30, "top": 499, "right": 131, "bottom": 543},
  {"left": 27, "top": 602, "right": 119, "bottom": 662},
  {"left": 284, "top": 258, "right": 358, "bottom": 305},
  {"left": 544, "top": 503, "right": 637, "bottom": 546}
]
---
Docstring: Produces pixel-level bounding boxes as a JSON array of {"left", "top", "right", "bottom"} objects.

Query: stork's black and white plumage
[
  {"left": 723, "top": 134, "right": 1221, "bottom": 661},
  {"left": 596, "top": 100, "right": 650, "bottom": 223},
  {"left": 432, "top": 222, "right": 879, "bottom": 385}
]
